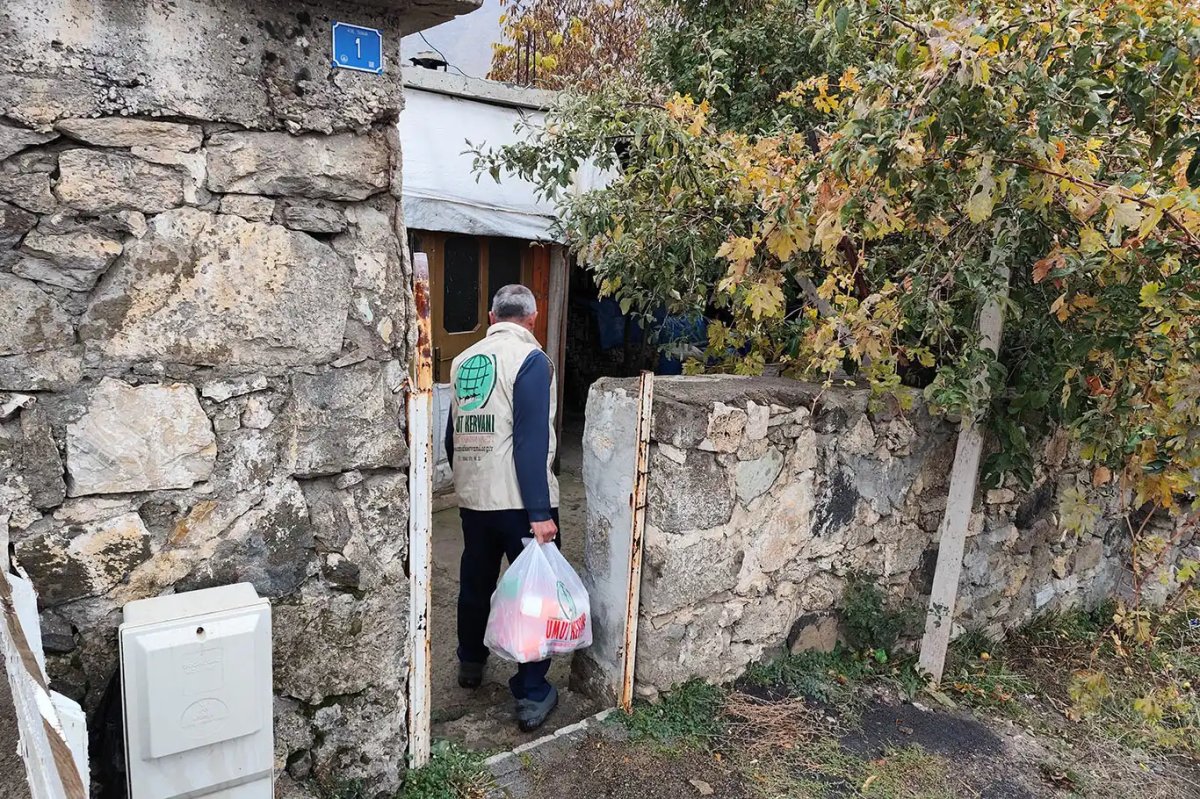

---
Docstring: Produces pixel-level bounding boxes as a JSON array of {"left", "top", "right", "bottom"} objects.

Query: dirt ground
[
  {"left": 494, "top": 683, "right": 1200, "bottom": 799},
  {"left": 431, "top": 422, "right": 602, "bottom": 753}
]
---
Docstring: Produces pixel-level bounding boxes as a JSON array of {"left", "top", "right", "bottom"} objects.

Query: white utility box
[{"left": 119, "top": 583, "right": 273, "bottom": 799}]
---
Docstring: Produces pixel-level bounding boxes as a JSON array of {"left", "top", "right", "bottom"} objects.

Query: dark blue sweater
[{"left": 445, "top": 350, "right": 554, "bottom": 522}]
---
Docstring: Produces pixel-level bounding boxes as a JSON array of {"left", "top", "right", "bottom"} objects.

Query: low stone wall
[{"left": 583, "top": 376, "right": 1195, "bottom": 700}]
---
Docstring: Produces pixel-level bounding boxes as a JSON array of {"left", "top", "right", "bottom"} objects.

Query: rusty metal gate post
[{"left": 619, "top": 372, "right": 655, "bottom": 713}]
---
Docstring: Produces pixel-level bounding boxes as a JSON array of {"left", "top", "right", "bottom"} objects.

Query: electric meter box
[{"left": 119, "top": 583, "right": 273, "bottom": 799}]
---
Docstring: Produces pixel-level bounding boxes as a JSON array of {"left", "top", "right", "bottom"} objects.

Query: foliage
[
  {"left": 1066, "top": 589, "right": 1200, "bottom": 754},
  {"left": 621, "top": 679, "right": 727, "bottom": 747},
  {"left": 398, "top": 741, "right": 493, "bottom": 799},
  {"left": 489, "top": 0, "right": 655, "bottom": 90},
  {"left": 475, "top": 0, "right": 1200, "bottom": 532},
  {"left": 841, "top": 571, "right": 922, "bottom": 657}
]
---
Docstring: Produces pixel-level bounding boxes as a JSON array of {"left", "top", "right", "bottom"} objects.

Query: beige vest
[{"left": 449, "top": 322, "right": 559, "bottom": 511}]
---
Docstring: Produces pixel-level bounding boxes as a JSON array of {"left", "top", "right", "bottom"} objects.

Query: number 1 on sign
[{"left": 355, "top": 37, "right": 361, "bottom": 58}]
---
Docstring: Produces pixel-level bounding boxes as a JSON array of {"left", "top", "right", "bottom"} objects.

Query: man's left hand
[{"left": 530, "top": 519, "right": 558, "bottom": 544}]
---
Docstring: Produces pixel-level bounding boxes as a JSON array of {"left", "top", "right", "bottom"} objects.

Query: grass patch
[
  {"left": 398, "top": 741, "right": 493, "bottom": 799},
  {"left": 942, "top": 629, "right": 1034, "bottom": 714},
  {"left": 621, "top": 679, "right": 726, "bottom": 749},
  {"left": 740, "top": 738, "right": 958, "bottom": 799}
]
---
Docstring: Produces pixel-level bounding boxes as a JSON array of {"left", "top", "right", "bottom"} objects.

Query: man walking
[{"left": 445, "top": 284, "right": 560, "bottom": 732}]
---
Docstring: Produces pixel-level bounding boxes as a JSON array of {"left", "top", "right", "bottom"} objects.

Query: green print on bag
[
  {"left": 455, "top": 354, "right": 497, "bottom": 412},
  {"left": 556, "top": 581, "right": 577, "bottom": 620}
]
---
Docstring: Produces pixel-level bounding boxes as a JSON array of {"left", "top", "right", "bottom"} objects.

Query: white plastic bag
[{"left": 484, "top": 540, "right": 592, "bottom": 663}]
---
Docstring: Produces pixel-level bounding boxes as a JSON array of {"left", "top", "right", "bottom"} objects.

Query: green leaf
[{"left": 835, "top": 6, "right": 850, "bottom": 36}]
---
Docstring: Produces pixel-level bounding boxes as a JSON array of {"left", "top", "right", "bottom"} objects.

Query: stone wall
[
  {"left": 582, "top": 376, "right": 1197, "bottom": 701},
  {"left": 0, "top": 0, "right": 475, "bottom": 794}
]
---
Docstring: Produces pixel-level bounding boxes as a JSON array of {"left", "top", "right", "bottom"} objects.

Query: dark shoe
[
  {"left": 458, "top": 661, "right": 484, "bottom": 689},
  {"left": 516, "top": 685, "right": 558, "bottom": 733}
]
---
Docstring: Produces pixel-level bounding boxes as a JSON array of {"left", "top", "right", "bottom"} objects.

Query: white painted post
[
  {"left": 619, "top": 372, "right": 655, "bottom": 713},
  {"left": 407, "top": 253, "right": 434, "bottom": 768},
  {"left": 917, "top": 267, "right": 1011, "bottom": 686}
]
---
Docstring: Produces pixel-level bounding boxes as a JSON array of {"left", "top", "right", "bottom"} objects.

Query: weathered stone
[
  {"left": 321, "top": 554, "right": 361, "bottom": 591},
  {"left": 0, "top": 123, "right": 56, "bottom": 160},
  {"left": 55, "top": 149, "right": 187, "bottom": 214},
  {"left": 308, "top": 691, "right": 407, "bottom": 792},
  {"left": 735, "top": 447, "right": 785, "bottom": 504},
  {"left": 128, "top": 146, "right": 209, "bottom": 204},
  {"left": 53, "top": 497, "right": 136, "bottom": 526},
  {"left": 0, "top": 274, "right": 73, "bottom": 356},
  {"left": 81, "top": 208, "right": 350, "bottom": 366},
  {"left": 740, "top": 479, "right": 816, "bottom": 577},
  {"left": 55, "top": 118, "right": 202, "bottom": 151},
  {"left": 736, "top": 437, "right": 770, "bottom": 461},
  {"left": 179, "top": 479, "right": 313, "bottom": 598},
  {"left": 651, "top": 398, "right": 710, "bottom": 449},
  {"left": 642, "top": 536, "right": 743, "bottom": 615},
  {"left": 15, "top": 513, "right": 152, "bottom": 606},
  {"left": 242, "top": 396, "right": 275, "bottom": 430},
  {"left": 38, "top": 611, "right": 76, "bottom": 654},
  {"left": 0, "top": 172, "right": 56, "bottom": 213},
  {"left": 698, "top": 402, "right": 748, "bottom": 453},
  {"left": 787, "top": 612, "right": 839, "bottom": 654},
  {"left": 986, "top": 488, "right": 1016, "bottom": 505},
  {"left": 206, "top": 132, "right": 390, "bottom": 201},
  {"left": 274, "top": 588, "right": 405, "bottom": 703},
  {"left": 1073, "top": 538, "right": 1105, "bottom": 573},
  {"left": 66, "top": 378, "right": 216, "bottom": 497},
  {"left": 0, "top": 350, "right": 83, "bottom": 391},
  {"left": 219, "top": 194, "right": 276, "bottom": 222},
  {"left": 277, "top": 201, "right": 348, "bottom": 233},
  {"left": 0, "top": 393, "right": 34, "bottom": 422},
  {"left": 647, "top": 449, "right": 735, "bottom": 532},
  {"left": 0, "top": 201, "right": 36, "bottom": 248},
  {"left": 303, "top": 473, "right": 408, "bottom": 589},
  {"left": 201, "top": 375, "right": 270, "bottom": 403},
  {"left": 0, "top": 406, "right": 65, "bottom": 509},
  {"left": 18, "top": 226, "right": 123, "bottom": 291},
  {"left": 285, "top": 362, "right": 407, "bottom": 477},
  {"left": 213, "top": 415, "right": 240, "bottom": 433},
  {"left": 334, "top": 470, "right": 364, "bottom": 490},
  {"left": 744, "top": 401, "right": 770, "bottom": 441}
]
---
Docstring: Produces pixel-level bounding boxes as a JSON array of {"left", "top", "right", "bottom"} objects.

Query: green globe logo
[
  {"left": 455, "top": 354, "right": 496, "bottom": 412},
  {"left": 556, "top": 582, "right": 577, "bottom": 619}
]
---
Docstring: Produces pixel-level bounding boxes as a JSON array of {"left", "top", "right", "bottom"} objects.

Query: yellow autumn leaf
[
  {"left": 1140, "top": 282, "right": 1162, "bottom": 307},
  {"left": 966, "top": 159, "right": 996, "bottom": 223},
  {"left": 745, "top": 283, "right": 785, "bottom": 319},
  {"left": 1051, "top": 293, "right": 1069, "bottom": 321},
  {"left": 766, "top": 228, "right": 799, "bottom": 262},
  {"left": 1079, "top": 227, "right": 1106, "bottom": 253},
  {"left": 716, "top": 236, "right": 757, "bottom": 263}
]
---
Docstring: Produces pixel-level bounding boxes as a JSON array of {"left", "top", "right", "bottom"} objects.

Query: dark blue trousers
[{"left": 458, "top": 508, "right": 560, "bottom": 701}]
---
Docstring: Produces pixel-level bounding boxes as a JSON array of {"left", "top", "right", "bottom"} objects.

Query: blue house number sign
[{"left": 332, "top": 22, "right": 384, "bottom": 74}]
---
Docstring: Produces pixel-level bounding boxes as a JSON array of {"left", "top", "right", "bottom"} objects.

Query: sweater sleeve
[{"left": 512, "top": 350, "right": 553, "bottom": 522}]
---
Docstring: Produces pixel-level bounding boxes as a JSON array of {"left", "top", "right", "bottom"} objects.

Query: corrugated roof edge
[{"left": 402, "top": 66, "right": 559, "bottom": 111}]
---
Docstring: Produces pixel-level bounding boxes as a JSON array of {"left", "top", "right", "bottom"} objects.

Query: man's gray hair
[{"left": 492, "top": 284, "right": 537, "bottom": 320}]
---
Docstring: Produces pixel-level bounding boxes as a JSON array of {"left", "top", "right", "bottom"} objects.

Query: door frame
[{"left": 406, "top": 249, "right": 653, "bottom": 760}]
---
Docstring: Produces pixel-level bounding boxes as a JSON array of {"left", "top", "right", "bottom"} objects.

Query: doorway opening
[{"left": 412, "top": 234, "right": 607, "bottom": 751}]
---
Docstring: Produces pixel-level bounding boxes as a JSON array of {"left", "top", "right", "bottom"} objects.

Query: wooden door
[{"left": 414, "top": 231, "right": 536, "bottom": 383}]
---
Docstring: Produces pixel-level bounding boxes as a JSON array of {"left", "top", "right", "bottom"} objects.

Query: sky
[{"left": 401, "top": 0, "right": 504, "bottom": 79}]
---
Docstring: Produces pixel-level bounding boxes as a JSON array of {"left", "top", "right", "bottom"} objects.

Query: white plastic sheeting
[{"left": 399, "top": 86, "right": 610, "bottom": 242}]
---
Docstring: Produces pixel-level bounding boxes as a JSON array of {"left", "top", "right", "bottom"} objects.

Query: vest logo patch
[{"left": 455, "top": 354, "right": 497, "bottom": 412}]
